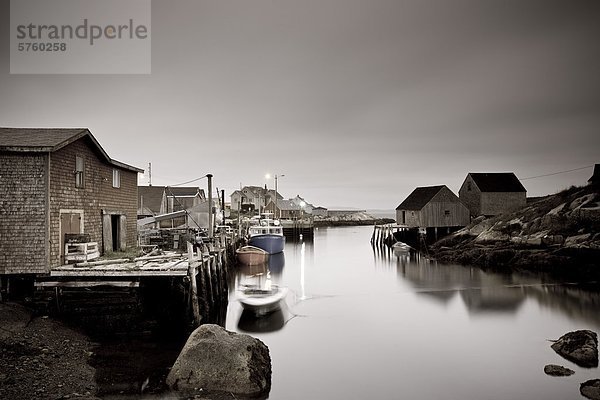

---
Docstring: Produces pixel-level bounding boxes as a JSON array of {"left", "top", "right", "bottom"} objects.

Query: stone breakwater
[{"left": 431, "top": 185, "right": 600, "bottom": 280}]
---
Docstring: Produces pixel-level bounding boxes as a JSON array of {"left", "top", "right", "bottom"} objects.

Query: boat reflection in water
[
  {"left": 238, "top": 308, "right": 285, "bottom": 333},
  {"left": 236, "top": 253, "right": 287, "bottom": 319},
  {"left": 267, "top": 251, "right": 285, "bottom": 276}
]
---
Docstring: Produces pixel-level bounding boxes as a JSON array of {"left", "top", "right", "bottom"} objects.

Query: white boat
[
  {"left": 236, "top": 245, "right": 269, "bottom": 265},
  {"left": 392, "top": 242, "right": 412, "bottom": 253},
  {"left": 238, "top": 285, "right": 288, "bottom": 316},
  {"left": 238, "top": 270, "right": 287, "bottom": 316},
  {"left": 247, "top": 213, "right": 285, "bottom": 254}
]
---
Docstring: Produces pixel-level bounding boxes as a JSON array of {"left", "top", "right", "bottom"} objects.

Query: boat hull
[
  {"left": 248, "top": 234, "right": 285, "bottom": 254},
  {"left": 238, "top": 286, "right": 288, "bottom": 316},
  {"left": 236, "top": 245, "right": 269, "bottom": 265}
]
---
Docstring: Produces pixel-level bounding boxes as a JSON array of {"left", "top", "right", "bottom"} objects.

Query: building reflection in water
[{"left": 372, "top": 242, "right": 600, "bottom": 325}]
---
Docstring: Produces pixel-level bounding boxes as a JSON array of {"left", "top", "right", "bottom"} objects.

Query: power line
[
  {"left": 520, "top": 165, "right": 593, "bottom": 181},
  {"left": 170, "top": 175, "right": 208, "bottom": 187}
]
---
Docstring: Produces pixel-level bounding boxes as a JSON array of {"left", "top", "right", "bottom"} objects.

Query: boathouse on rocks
[
  {"left": 459, "top": 172, "right": 526, "bottom": 217},
  {"left": 395, "top": 185, "right": 470, "bottom": 228},
  {"left": 589, "top": 164, "right": 600, "bottom": 186},
  {"left": 0, "top": 128, "right": 143, "bottom": 275}
]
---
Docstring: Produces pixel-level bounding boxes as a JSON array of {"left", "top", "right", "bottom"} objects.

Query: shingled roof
[
  {"left": 166, "top": 186, "right": 205, "bottom": 198},
  {"left": 589, "top": 164, "right": 599, "bottom": 184},
  {"left": 138, "top": 186, "right": 165, "bottom": 215},
  {"left": 396, "top": 185, "right": 446, "bottom": 210},
  {"left": 0, "top": 127, "right": 143, "bottom": 173},
  {"left": 468, "top": 173, "right": 526, "bottom": 192}
]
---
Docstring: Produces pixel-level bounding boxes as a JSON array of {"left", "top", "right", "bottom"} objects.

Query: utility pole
[
  {"left": 275, "top": 174, "right": 284, "bottom": 219},
  {"left": 221, "top": 189, "right": 225, "bottom": 225},
  {"left": 207, "top": 174, "right": 213, "bottom": 239}
]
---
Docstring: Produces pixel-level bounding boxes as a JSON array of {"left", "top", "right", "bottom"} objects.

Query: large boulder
[
  {"left": 581, "top": 379, "right": 600, "bottom": 400},
  {"left": 551, "top": 330, "right": 598, "bottom": 368},
  {"left": 166, "top": 324, "right": 271, "bottom": 398}
]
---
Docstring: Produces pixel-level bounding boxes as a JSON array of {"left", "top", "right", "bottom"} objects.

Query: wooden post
[
  {"left": 207, "top": 174, "right": 214, "bottom": 239},
  {"left": 187, "top": 242, "right": 201, "bottom": 327},
  {"left": 198, "top": 256, "right": 209, "bottom": 322}
]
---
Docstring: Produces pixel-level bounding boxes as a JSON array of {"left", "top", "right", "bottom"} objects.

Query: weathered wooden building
[
  {"left": 138, "top": 186, "right": 206, "bottom": 219},
  {"left": 589, "top": 164, "right": 599, "bottom": 186},
  {"left": 312, "top": 206, "right": 328, "bottom": 217},
  {"left": 137, "top": 185, "right": 166, "bottom": 218},
  {"left": 395, "top": 185, "right": 470, "bottom": 228},
  {"left": 0, "top": 128, "right": 143, "bottom": 275},
  {"left": 459, "top": 172, "right": 526, "bottom": 217},
  {"left": 264, "top": 199, "right": 302, "bottom": 219},
  {"left": 230, "top": 186, "right": 281, "bottom": 213}
]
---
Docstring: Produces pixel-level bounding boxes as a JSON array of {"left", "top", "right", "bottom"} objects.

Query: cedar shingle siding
[
  {"left": 0, "top": 153, "right": 49, "bottom": 274},
  {"left": 0, "top": 128, "right": 141, "bottom": 275},
  {"left": 459, "top": 173, "right": 526, "bottom": 217},
  {"left": 395, "top": 185, "right": 470, "bottom": 228}
]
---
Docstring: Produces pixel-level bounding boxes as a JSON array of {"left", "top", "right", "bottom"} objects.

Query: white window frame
[
  {"left": 112, "top": 168, "right": 121, "bottom": 188},
  {"left": 75, "top": 155, "right": 85, "bottom": 188}
]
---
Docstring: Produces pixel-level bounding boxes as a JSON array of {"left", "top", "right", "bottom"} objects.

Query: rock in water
[
  {"left": 581, "top": 379, "right": 600, "bottom": 400},
  {"left": 543, "top": 364, "right": 575, "bottom": 376},
  {"left": 551, "top": 330, "right": 598, "bottom": 368},
  {"left": 166, "top": 324, "right": 271, "bottom": 397}
]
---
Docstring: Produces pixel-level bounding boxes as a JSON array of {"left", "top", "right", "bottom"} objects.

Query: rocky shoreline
[
  {"left": 430, "top": 184, "right": 600, "bottom": 280},
  {"left": 313, "top": 211, "right": 394, "bottom": 227},
  {"left": 0, "top": 303, "right": 99, "bottom": 400}
]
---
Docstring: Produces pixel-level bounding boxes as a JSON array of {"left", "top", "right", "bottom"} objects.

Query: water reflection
[
  {"left": 268, "top": 251, "right": 285, "bottom": 277},
  {"left": 238, "top": 308, "right": 285, "bottom": 333},
  {"left": 373, "top": 241, "right": 600, "bottom": 324}
]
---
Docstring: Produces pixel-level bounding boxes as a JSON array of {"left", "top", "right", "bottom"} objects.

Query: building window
[
  {"left": 112, "top": 169, "right": 120, "bottom": 188},
  {"left": 467, "top": 182, "right": 472, "bottom": 191},
  {"left": 444, "top": 210, "right": 450, "bottom": 216},
  {"left": 75, "top": 155, "right": 85, "bottom": 188}
]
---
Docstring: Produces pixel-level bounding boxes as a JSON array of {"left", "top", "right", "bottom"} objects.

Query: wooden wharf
[
  {"left": 281, "top": 219, "right": 314, "bottom": 239},
  {"left": 371, "top": 223, "right": 462, "bottom": 249},
  {"left": 34, "top": 233, "right": 239, "bottom": 334},
  {"left": 371, "top": 223, "right": 410, "bottom": 247}
]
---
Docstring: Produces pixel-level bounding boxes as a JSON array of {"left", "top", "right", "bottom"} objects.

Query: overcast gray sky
[{"left": 1, "top": 0, "right": 599, "bottom": 209}]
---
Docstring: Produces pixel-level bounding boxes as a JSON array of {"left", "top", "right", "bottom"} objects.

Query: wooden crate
[{"left": 65, "top": 242, "right": 100, "bottom": 263}]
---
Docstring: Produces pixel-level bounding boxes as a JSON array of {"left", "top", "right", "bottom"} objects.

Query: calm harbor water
[{"left": 227, "top": 225, "right": 600, "bottom": 400}]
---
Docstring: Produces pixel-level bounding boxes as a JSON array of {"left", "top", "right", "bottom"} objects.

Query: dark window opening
[{"left": 111, "top": 215, "right": 120, "bottom": 251}]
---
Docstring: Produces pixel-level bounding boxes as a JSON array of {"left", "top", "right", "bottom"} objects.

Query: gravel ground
[{"left": 0, "top": 302, "right": 99, "bottom": 400}]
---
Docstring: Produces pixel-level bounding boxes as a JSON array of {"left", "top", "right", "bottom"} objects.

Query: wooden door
[{"left": 60, "top": 213, "right": 81, "bottom": 262}]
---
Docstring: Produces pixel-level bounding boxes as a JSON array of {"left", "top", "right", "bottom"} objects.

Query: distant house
[
  {"left": 0, "top": 128, "right": 143, "bottom": 275},
  {"left": 312, "top": 206, "right": 328, "bottom": 217},
  {"left": 289, "top": 195, "right": 314, "bottom": 214},
  {"left": 459, "top": 173, "right": 526, "bottom": 217},
  {"left": 230, "top": 186, "right": 282, "bottom": 213},
  {"left": 264, "top": 199, "right": 303, "bottom": 219},
  {"left": 138, "top": 186, "right": 206, "bottom": 220},
  {"left": 163, "top": 186, "right": 206, "bottom": 214},
  {"left": 589, "top": 164, "right": 599, "bottom": 186},
  {"left": 138, "top": 185, "right": 165, "bottom": 218},
  {"left": 395, "top": 185, "right": 470, "bottom": 228}
]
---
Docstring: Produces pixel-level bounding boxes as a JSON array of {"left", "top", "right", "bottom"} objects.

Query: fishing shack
[{"left": 0, "top": 128, "right": 142, "bottom": 281}]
